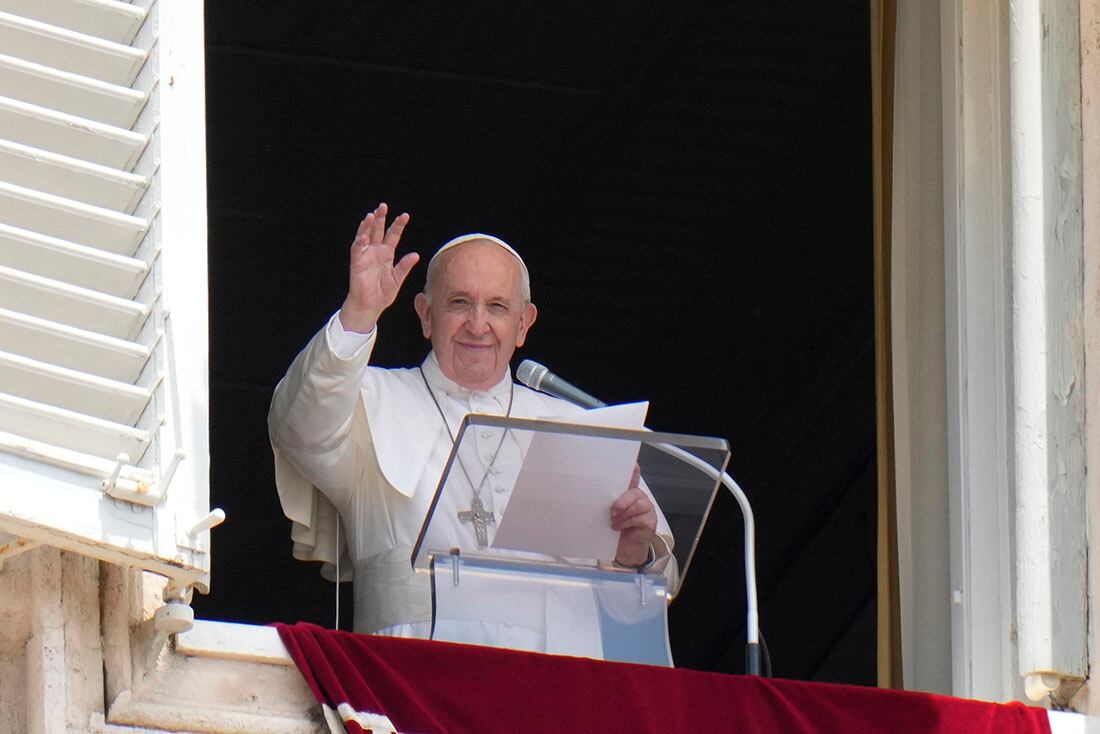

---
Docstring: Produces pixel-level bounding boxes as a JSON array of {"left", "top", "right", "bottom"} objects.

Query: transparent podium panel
[
  {"left": 411, "top": 414, "right": 730, "bottom": 664},
  {"left": 431, "top": 554, "right": 671, "bottom": 665}
]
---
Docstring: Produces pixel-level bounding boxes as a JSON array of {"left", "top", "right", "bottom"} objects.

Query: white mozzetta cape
[{"left": 268, "top": 315, "right": 582, "bottom": 634}]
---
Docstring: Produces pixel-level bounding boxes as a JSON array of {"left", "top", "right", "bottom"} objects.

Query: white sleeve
[
  {"left": 269, "top": 312, "right": 377, "bottom": 501},
  {"left": 327, "top": 310, "right": 376, "bottom": 359}
]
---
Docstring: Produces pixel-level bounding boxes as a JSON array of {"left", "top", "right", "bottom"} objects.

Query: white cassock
[{"left": 269, "top": 313, "right": 671, "bottom": 657}]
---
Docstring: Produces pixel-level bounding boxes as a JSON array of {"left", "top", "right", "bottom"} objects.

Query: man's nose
[{"left": 465, "top": 305, "right": 490, "bottom": 334}]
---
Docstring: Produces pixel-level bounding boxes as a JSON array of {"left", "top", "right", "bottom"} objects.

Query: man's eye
[
  {"left": 488, "top": 303, "right": 508, "bottom": 314},
  {"left": 448, "top": 298, "right": 469, "bottom": 309}
]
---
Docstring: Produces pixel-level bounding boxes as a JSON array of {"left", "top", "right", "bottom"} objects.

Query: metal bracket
[
  {"left": 636, "top": 573, "right": 651, "bottom": 608},
  {"left": 450, "top": 548, "right": 461, "bottom": 587},
  {"left": 176, "top": 509, "right": 226, "bottom": 552},
  {"left": 101, "top": 453, "right": 163, "bottom": 506}
]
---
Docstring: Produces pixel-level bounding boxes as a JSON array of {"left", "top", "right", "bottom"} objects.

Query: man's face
[{"left": 414, "top": 241, "right": 537, "bottom": 392}]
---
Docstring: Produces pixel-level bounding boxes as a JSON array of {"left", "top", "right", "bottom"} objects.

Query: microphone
[
  {"left": 519, "top": 360, "right": 762, "bottom": 674},
  {"left": 516, "top": 359, "right": 607, "bottom": 409}
]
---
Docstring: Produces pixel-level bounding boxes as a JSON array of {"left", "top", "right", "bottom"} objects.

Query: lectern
[{"left": 411, "top": 414, "right": 729, "bottom": 666}]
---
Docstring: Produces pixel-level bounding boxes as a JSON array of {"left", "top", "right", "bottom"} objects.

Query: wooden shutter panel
[{"left": 0, "top": 0, "right": 216, "bottom": 595}]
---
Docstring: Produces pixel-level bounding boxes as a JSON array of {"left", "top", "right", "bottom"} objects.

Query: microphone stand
[
  {"left": 516, "top": 361, "right": 760, "bottom": 673},
  {"left": 649, "top": 441, "right": 761, "bottom": 676}
]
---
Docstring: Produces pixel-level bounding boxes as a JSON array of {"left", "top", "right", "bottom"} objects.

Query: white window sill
[
  {"left": 175, "top": 618, "right": 294, "bottom": 665},
  {"left": 1048, "top": 711, "right": 1100, "bottom": 733}
]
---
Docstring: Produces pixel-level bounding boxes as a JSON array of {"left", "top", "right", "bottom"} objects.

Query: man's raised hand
[{"left": 339, "top": 202, "right": 419, "bottom": 334}]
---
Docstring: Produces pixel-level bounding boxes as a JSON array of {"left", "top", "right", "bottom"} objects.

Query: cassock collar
[{"left": 420, "top": 351, "right": 513, "bottom": 408}]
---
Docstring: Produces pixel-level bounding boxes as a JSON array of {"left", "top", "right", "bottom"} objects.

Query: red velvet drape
[{"left": 276, "top": 622, "right": 1051, "bottom": 734}]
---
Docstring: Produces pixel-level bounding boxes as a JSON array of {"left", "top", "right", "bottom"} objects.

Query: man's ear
[
  {"left": 413, "top": 293, "right": 432, "bottom": 339},
  {"left": 515, "top": 302, "right": 537, "bottom": 347}
]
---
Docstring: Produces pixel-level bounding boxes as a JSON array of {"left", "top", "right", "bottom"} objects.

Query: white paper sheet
[{"left": 490, "top": 402, "right": 649, "bottom": 561}]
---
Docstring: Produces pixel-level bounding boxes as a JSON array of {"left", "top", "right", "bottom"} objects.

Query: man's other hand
[{"left": 610, "top": 464, "right": 657, "bottom": 568}]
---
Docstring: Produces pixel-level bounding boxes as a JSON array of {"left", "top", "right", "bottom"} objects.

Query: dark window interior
[{"left": 198, "top": 0, "right": 876, "bottom": 682}]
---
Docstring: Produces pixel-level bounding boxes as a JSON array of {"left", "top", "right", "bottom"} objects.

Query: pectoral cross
[{"left": 458, "top": 496, "right": 494, "bottom": 548}]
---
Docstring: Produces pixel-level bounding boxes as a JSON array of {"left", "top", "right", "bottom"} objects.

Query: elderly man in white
[{"left": 269, "top": 203, "right": 669, "bottom": 656}]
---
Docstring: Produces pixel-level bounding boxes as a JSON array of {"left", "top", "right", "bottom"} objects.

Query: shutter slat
[
  {"left": 0, "top": 0, "right": 146, "bottom": 45},
  {"left": 0, "top": 138, "right": 148, "bottom": 213},
  {"left": 0, "top": 95, "right": 147, "bottom": 170},
  {"left": 0, "top": 265, "right": 147, "bottom": 339},
  {"left": 0, "top": 180, "right": 148, "bottom": 255},
  {"left": 0, "top": 51, "right": 146, "bottom": 128},
  {"left": 0, "top": 430, "right": 155, "bottom": 489},
  {"left": 0, "top": 10, "right": 146, "bottom": 86},
  {"left": 0, "top": 222, "right": 147, "bottom": 298},
  {"left": 0, "top": 349, "right": 150, "bottom": 424},
  {"left": 0, "top": 307, "right": 149, "bottom": 382},
  {"left": 0, "top": 391, "right": 149, "bottom": 460}
]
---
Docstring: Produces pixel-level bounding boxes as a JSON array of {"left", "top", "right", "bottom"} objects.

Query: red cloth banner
[{"left": 276, "top": 622, "right": 1051, "bottom": 734}]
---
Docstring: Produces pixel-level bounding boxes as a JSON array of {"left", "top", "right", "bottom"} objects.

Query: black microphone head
[{"left": 516, "top": 359, "right": 548, "bottom": 390}]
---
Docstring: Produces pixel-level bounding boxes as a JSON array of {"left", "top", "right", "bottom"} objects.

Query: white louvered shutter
[{"left": 0, "top": 0, "right": 216, "bottom": 593}]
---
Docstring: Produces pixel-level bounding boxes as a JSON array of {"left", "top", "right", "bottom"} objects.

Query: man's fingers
[
  {"left": 609, "top": 465, "right": 644, "bottom": 514},
  {"left": 354, "top": 202, "right": 386, "bottom": 244},
  {"left": 367, "top": 202, "right": 385, "bottom": 242},
  {"left": 349, "top": 234, "right": 378, "bottom": 271},
  {"left": 611, "top": 485, "right": 646, "bottom": 513},
  {"left": 610, "top": 491, "right": 634, "bottom": 514},
  {"left": 356, "top": 215, "right": 372, "bottom": 240},
  {"left": 611, "top": 493, "right": 654, "bottom": 529},
  {"left": 615, "top": 499, "right": 653, "bottom": 524},
  {"left": 355, "top": 210, "right": 380, "bottom": 242},
  {"left": 352, "top": 203, "right": 407, "bottom": 254},
  {"left": 383, "top": 212, "right": 410, "bottom": 248},
  {"left": 616, "top": 512, "right": 656, "bottom": 532},
  {"left": 391, "top": 252, "right": 421, "bottom": 288},
  {"left": 361, "top": 202, "right": 382, "bottom": 244},
  {"left": 349, "top": 206, "right": 416, "bottom": 284}
]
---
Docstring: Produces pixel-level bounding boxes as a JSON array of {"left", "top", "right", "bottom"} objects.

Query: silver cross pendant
[{"left": 457, "top": 496, "right": 495, "bottom": 548}]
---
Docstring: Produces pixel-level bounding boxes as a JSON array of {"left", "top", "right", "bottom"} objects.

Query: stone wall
[{"left": 0, "top": 547, "right": 325, "bottom": 733}]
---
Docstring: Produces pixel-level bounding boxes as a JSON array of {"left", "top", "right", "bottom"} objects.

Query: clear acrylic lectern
[{"left": 410, "top": 414, "right": 729, "bottom": 666}]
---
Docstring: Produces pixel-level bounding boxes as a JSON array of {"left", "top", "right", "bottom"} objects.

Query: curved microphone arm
[{"left": 650, "top": 441, "right": 761, "bottom": 675}]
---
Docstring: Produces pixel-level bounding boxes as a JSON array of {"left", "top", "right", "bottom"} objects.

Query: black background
[{"left": 196, "top": 0, "right": 877, "bottom": 682}]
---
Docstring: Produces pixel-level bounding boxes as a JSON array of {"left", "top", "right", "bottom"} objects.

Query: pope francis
[{"left": 269, "top": 203, "right": 669, "bottom": 656}]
